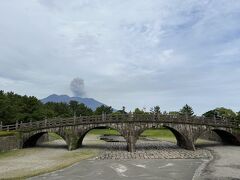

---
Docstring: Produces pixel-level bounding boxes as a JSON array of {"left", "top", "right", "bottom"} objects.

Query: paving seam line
[{"left": 192, "top": 149, "right": 214, "bottom": 180}]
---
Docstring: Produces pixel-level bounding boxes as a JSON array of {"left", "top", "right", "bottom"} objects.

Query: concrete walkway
[
  {"left": 197, "top": 145, "right": 240, "bottom": 180},
  {"left": 30, "top": 159, "right": 203, "bottom": 180}
]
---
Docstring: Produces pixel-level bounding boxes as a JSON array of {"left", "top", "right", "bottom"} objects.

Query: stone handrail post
[
  {"left": 29, "top": 120, "right": 32, "bottom": 129},
  {"left": 15, "top": 120, "right": 19, "bottom": 130},
  {"left": 102, "top": 112, "right": 105, "bottom": 121},
  {"left": 128, "top": 112, "right": 133, "bottom": 121},
  {"left": 0, "top": 121, "right": 2, "bottom": 131},
  {"left": 213, "top": 115, "right": 216, "bottom": 125},
  {"left": 80, "top": 114, "right": 82, "bottom": 122},
  {"left": 44, "top": 119, "right": 47, "bottom": 127},
  {"left": 157, "top": 113, "right": 160, "bottom": 121}
]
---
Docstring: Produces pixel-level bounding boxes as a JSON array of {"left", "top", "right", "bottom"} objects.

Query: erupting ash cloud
[{"left": 70, "top": 78, "right": 86, "bottom": 97}]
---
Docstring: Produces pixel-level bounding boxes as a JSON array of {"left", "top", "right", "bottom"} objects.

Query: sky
[{"left": 0, "top": 0, "right": 240, "bottom": 114}]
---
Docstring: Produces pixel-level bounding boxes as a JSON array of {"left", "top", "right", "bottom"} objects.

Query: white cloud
[{"left": 0, "top": 0, "right": 240, "bottom": 114}]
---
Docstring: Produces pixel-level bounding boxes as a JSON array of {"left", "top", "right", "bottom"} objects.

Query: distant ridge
[{"left": 41, "top": 94, "right": 106, "bottom": 110}]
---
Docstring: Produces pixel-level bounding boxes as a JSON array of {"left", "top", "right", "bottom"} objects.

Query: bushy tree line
[
  {"left": 132, "top": 104, "right": 240, "bottom": 122},
  {"left": 0, "top": 91, "right": 113, "bottom": 125},
  {"left": 0, "top": 90, "right": 239, "bottom": 125}
]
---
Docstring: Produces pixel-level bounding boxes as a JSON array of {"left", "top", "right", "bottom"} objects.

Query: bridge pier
[
  {"left": 178, "top": 138, "right": 195, "bottom": 150},
  {"left": 67, "top": 138, "right": 79, "bottom": 151},
  {"left": 61, "top": 130, "right": 80, "bottom": 151},
  {"left": 126, "top": 136, "right": 136, "bottom": 152}
]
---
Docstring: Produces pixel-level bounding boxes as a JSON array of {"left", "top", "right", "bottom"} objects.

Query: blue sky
[{"left": 0, "top": 0, "right": 240, "bottom": 114}]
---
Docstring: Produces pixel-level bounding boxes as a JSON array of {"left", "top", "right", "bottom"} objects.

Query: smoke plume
[{"left": 70, "top": 78, "right": 86, "bottom": 97}]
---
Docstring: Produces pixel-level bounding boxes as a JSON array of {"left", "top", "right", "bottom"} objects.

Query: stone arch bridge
[{"left": 1, "top": 114, "right": 240, "bottom": 152}]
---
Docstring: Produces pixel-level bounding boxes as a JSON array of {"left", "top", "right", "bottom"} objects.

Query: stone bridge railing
[{"left": 0, "top": 114, "right": 239, "bottom": 132}]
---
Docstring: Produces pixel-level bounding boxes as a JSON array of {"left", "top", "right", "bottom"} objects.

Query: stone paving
[{"left": 94, "top": 140, "right": 212, "bottom": 160}]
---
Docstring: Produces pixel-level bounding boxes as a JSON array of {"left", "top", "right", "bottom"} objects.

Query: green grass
[
  {"left": 48, "top": 132, "right": 62, "bottom": 141},
  {"left": 0, "top": 131, "right": 16, "bottom": 137},
  {"left": 88, "top": 129, "right": 120, "bottom": 135},
  {"left": 140, "top": 128, "right": 176, "bottom": 143},
  {"left": 140, "top": 128, "right": 174, "bottom": 138},
  {"left": 0, "top": 149, "right": 21, "bottom": 159}
]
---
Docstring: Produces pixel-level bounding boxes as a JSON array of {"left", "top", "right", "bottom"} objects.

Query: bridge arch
[
  {"left": 22, "top": 131, "right": 68, "bottom": 149},
  {"left": 77, "top": 125, "right": 125, "bottom": 149},
  {"left": 212, "top": 129, "right": 240, "bottom": 145},
  {"left": 163, "top": 125, "right": 191, "bottom": 149},
  {"left": 195, "top": 128, "right": 240, "bottom": 146},
  {"left": 137, "top": 125, "right": 193, "bottom": 150},
  {"left": 23, "top": 132, "right": 47, "bottom": 148}
]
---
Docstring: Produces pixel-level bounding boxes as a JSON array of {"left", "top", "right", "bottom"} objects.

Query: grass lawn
[
  {"left": 88, "top": 128, "right": 120, "bottom": 135},
  {"left": 141, "top": 128, "right": 174, "bottom": 138},
  {"left": 140, "top": 128, "right": 176, "bottom": 143},
  {"left": 0, "top": 149, "right": 22, "bottom": 159},
  {"left": 48, "top": 132, "right": 63, "bottom": 141},
  {"left": 0, "top": 131, "right": 16, "bottom": 137}
]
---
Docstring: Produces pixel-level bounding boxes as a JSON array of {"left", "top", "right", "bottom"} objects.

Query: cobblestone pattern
[{"left": 94, "top": 140, "right": 211, "bottom": 160}]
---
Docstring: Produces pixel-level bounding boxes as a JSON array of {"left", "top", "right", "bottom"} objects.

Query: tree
[
  {"left": 154, "top": 106, "right": 161, "bottom": 114},
  {"left": 133, "top": 108, "right": 145, "bottom": 114},
  {"left": 168, "top": 111, "right": 180, "bottom": 116},
  {"left": 69, "top": 100, "right": 78, "bottom": 117},
  {"left": 179, "top": 104, "right": 194, "bottom": 117},
  {"left": 0, "top": 90, "right": 46, "bottom": 124},
  {"left": 45, "top": 102, "right": 71, "bottom": 117},
  {"left": 203, "top": 107, "right": 236, "bottom": 120},
  {"left": 95, "top": 105, "right": 113, "bottom": 115},
  {"left": 0, "top": 90, "right": 94, "bottom": 124},
  {"left": 236, "top": 111, "right": 240, "bottom": 123},
  {"left": 76, "top": 103, "right": 93, "bottom": 116},
  {"left": 116, "top": 106, "right": 127, "bottom": 114},
  {"left": 203, "top": 110, "right": 216, "bottom": 118}
]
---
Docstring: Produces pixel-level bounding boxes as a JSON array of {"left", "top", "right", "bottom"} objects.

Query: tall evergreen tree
[{"left": 179, "top": 104, "right": 194, "bottom": 117}]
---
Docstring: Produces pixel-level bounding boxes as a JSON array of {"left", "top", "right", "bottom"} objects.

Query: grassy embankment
[
  {"left": 0, "top": 131, "right": 16, "bottom": 137},
  {"left": 0, "top": 132, "right": 99, "bottom": 179},
  {"left": 0, "top": 148, "right": 98, "bottom": 180}
]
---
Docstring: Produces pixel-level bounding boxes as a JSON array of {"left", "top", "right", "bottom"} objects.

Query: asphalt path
[{"left": 30, "top": 159, "right": 203, "bottom": 180}]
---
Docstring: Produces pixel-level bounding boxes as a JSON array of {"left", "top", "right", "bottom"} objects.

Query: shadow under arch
[
  {"left": 163, "top": 125, "right": 191, "bottom": 150},
  {"left": 212, "top": 129, "right": 240, "bottom": 145},
  {"left": 23, "top": 131, "right": 68, "bottom": 149},
  {"left": 137, "top": 126, "right": 192, "bottom": 150},
  {"left": 77, "top": 126, "right": 124, "bottom": 148},
  {"left": 23, "top": 132, "right": 47, "bottom": 148}
]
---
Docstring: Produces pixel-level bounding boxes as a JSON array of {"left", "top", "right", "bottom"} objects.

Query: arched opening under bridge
[
  {"left": 23, "top": 132, "right": 68, "bottom": 149},
  {"left": 77, "top": 126, "right": 125, "bottom": 150},
  {"left": 137, "top": 127, "right": 189, "bottom": 150},
  {"left": 196, "top": 129, "right": 240, "bottom": 147}
]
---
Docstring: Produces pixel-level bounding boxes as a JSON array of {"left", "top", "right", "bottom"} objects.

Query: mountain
[{"left": 41, "top": 94, "right": 106, "bottom": 110}]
